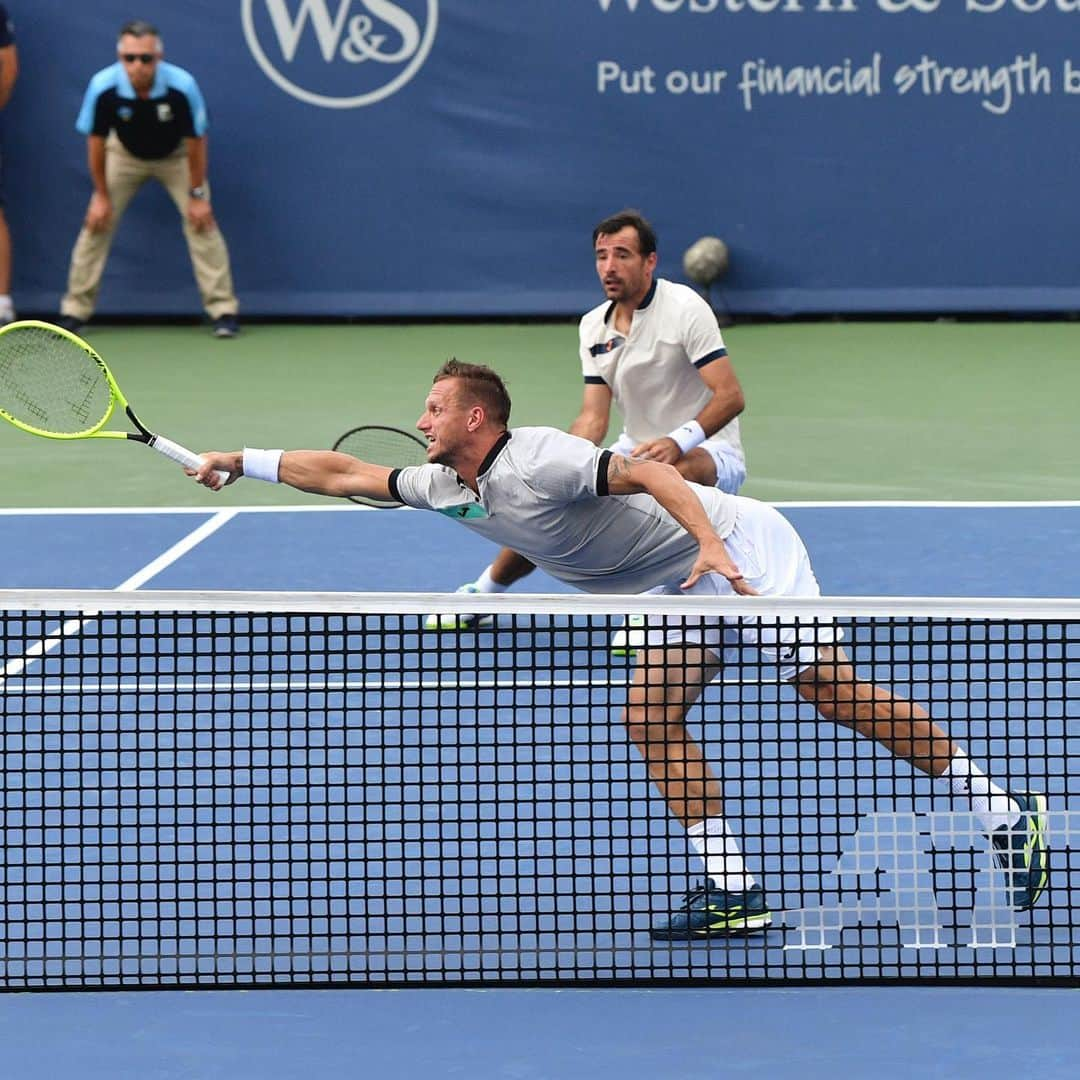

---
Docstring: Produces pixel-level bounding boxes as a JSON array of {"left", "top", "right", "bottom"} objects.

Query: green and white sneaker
[
  {"left": 423, "top": 583, "right": 494, "bottom": 632},
  {"left": 650, "top": 880, "right": 773, "bottom": 941},
  {"left": 610, "top": 614, "right": 647, "bottom": 657},
  {"left": 991, "top": 792, "right": 1049, "bottom": 911}
]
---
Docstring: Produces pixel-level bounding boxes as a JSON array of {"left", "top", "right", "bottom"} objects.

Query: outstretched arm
[
  {"left": 194, "top": 449, "right": 394, "bottom": 501},
  {"left": 605, "top": 453, "right": 755, "bottom": 594}
]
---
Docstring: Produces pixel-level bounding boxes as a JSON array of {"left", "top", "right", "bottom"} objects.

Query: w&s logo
[{"left": 242, "top": 0, "right": 438, "bottom": 108}]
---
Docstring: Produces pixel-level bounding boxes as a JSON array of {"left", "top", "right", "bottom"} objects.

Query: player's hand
[
  {"left": 189, "top": 451, "right": 242, "bottom": 490},
  {"left": 187, "top": 200, "right": 216, "bottom": 233},
  {"left": 681, "top": 536, "right": 758, "bottom": 595},
  {"left": 85, "top": 193, "right": 113, "bottom": 233},
  {"left": 630, "top": 437, "right": 682, "bottom": 465}
]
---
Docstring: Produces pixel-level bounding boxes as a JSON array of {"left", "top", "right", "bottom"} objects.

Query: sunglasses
[{"left": 120, "top": 53, "right": 158, "bottom": 64}]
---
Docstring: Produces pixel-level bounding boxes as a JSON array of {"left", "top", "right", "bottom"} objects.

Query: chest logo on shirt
[
  {"left": 156, "top": 103, "right": 174, "bottom": 123},
  {"left": 589, "top": 336, "right": 625, "bottom": 357},
  {"left": 118, "top": 106, "right": 133, "bottom": 122},
  {"left": 437, "top": 504, "right": 488, "bottom": 521}
]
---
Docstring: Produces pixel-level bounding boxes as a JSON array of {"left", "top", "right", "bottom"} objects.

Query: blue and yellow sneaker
[
  {"left": 991, "top": 792, "right": 1049, "bottom": 911},
  {"left": 650, "top": 880, "right": 773, "bottom": 941},
  {"left": 423, "top": 583, "right": 494, "bottom": 632}
]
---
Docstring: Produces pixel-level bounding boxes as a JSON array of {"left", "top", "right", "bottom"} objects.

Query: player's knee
[
  {"left": 674, "top": 450, "right": 717, "bottom": 487},
  {"left": 794, "top": 676, "right": 853, "bottom": 724},
  {"left": 622, "top": 703, "right": 686, "bottom": 747}
]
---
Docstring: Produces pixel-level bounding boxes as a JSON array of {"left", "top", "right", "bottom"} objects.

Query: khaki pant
[{"left": 62, "top": 137, "right": 239, "bottom": 321}]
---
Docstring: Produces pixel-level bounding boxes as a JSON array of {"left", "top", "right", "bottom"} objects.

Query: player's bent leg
[
  {"left": 674, "top": 446, "right": 718, "bottom": 487},
  {"left": 621, "top": 645, "right": 773, "bottom": 939},
  {"left": 791, "top": 645, "right": 956, "bottom": 777},
  {"left": 695, "top": 440, "right": 746, "bottom": 495},
  {"left": 991, "top": 791, "right": 1049, "bottom": 911},
  {"left": 623, "top": 645, "right": 721, "bottom": 824},
  {"left": 794, "top": 647, "right": 1049, "bottom": 911}
]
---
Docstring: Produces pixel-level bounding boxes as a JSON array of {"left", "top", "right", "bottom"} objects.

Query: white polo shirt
[
  {"left": 579, "top": 278, "right": 743, "bottom": 460},
  {"left": 389, "top": 426, "right": 738, "bottom": 595}
]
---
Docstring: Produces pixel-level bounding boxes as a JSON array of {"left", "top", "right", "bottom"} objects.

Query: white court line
[
  {"left": 0, "top": 674, "right": 646, "bottom": 695},
  {"left": 1, "top": 510, "right": 238, "bottom": 681},
  {"left": 1, "top": 500, "right": 1080, "bottom": 516}
]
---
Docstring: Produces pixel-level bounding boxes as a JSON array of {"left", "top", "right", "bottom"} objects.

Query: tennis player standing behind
[
  {"left": 193, "top": 360, "right": 1049, "bottom": 939},
  {"left": 426, "top": 209, "right": 747, "bottom": 648}
]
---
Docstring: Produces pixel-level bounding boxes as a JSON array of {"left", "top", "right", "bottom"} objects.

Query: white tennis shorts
[
  {"left": 609, "top": 431, "right": 746, "bottom": 494},
  {"left": 644, "top": 496, "right": 839, "bottom": 680}
]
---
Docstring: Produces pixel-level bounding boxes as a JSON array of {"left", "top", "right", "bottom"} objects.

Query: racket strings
[
  {"left": 333, "top": 426, "right": 429, "bottom": 507},
  {"left": 0, "top": 327, "right": 113, "bottom": 436},
  {"left": 336, "top": 429, "right": 429, "bottom": 469}
]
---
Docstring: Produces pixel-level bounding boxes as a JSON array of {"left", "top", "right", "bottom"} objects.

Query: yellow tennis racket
[{"left": 0, "top": 319, "right": 224, "bottom": 480}]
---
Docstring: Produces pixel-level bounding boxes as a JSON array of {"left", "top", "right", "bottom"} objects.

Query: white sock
[
  {"left": 475, "top": 566, "right": 509, "bottom": 594},
  {"left": 938, "top": 748, "right": 1020, "bottom": 833},
  {"left": 687, "top": 818, "right": 755, "bottom": 893}
]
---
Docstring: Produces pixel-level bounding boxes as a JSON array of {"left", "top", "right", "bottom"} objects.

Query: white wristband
[
  {"left": 243, "top": 447, "right": 283, "bottom": 483},
  {"left": 666, "top": 420, "right": 706, "bottom": 455}
]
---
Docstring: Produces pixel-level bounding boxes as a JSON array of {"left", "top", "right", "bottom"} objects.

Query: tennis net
[{"left": 0, "top": 589, "right": 1076, "bottom": 990}]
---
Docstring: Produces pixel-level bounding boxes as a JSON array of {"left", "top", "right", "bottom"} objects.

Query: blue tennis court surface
[
  {"left": 5, "top": 503, "right": 1079, "bottom": 595},
  {"left": 2, "top": 502, "right": 1079, "bottom": 1077}
]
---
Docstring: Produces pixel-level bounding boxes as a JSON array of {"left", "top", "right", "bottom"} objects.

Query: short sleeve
[
  {"left": 390, "top": 463, "right": 471, "bottom": 511},
  {"left": 76, "top": 70, "right": 114, "bottom": 136},
  {"left": 680, "top": 291, "right": 728, "bottom": 370},
  {"left": 579, "top": 319, "right": 601, "bottom": 382},
  {"left": 520, "top": 428, "right": 608, "bottom": 502},
  {"left": 181, "top": 77, "right": 208, "bottom": 136},
  {"left": 162, "top": 64, "right": 208, "bottom": 136}
]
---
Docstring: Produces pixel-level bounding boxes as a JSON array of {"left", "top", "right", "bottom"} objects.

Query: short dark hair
[
  {"left": 433, "top": 359, "right": 511, "bottom": 428},
  {"left": 119, "top": 20, "right": 161, "bottom": 43},
  {"left": 592, "top": 209, "right": 657, "bottom": 257}
]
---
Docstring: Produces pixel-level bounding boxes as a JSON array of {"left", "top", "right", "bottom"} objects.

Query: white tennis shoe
[
  {"left": 423, "top": 583, "right": 495, "bottom": 632},
  {"left": 609, "top": 614, "right": 647, "bottom": 656}
]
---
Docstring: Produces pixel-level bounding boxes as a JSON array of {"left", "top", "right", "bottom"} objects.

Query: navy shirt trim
[
  {"left": 693, "top": 347, "right": 728, "bottom": 369},
  {"left": 477, "top": 431, "right": 512, "bottom": 478},
  {"left": 596, "top": 450, "right": 612, "bottom": 496},
  {"left": 387, "top": 468, "right": 403, "bottom": 503}
]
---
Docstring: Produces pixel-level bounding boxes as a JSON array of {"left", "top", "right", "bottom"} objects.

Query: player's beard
[
  {"left": 427, "top": 434, "right": 459, "bottom": 468},
  {"left": 603, "top": 270, "right": 644, "bottom": 303}
]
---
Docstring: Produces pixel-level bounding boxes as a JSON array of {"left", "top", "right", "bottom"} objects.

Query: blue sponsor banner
[{"left": 6, "top": 1, "right": 1080, "bottom": 316}]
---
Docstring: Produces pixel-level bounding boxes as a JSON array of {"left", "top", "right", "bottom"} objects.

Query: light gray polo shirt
[{"left": 389, "top": 426, "right": 737, "bottom": 595}]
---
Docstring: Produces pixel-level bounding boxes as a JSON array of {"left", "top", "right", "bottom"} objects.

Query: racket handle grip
[{"left": 151, "top": 435, "right": 230, "bottom": 485}]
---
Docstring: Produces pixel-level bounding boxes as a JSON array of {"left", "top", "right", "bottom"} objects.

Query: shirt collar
[
  {"left": 115, "top": 61, "right": 167, "bottom": 100},
  {"left": 602, "top": 277, "right": 659, "bottom": 325},
  {"left": 476, "top": 430, "right": 512, "bottom": 479}
]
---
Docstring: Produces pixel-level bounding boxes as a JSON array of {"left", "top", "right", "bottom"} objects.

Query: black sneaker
[
  {"left": 650, "top": 880, "right": 773, "bottom": 941},
  {"left": 212, "top": 314, "right": 239, "bottom": 338},
  {"left": 991, "top": 792, "right": 1049, "bottom": 911},
  {"left": 55, "top": 315, "right": 85, "bottom": 334}
]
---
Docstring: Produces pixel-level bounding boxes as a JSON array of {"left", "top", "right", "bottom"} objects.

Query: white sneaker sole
[{"left": 610, "top": 616, "right": 647, "bottom": 656}]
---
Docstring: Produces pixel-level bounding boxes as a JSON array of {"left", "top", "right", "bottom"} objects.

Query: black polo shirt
[{"left": 75, "top": 61, "right": 208, "bottom": 160}]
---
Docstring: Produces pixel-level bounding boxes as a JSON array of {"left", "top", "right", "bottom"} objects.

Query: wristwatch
[{"left": 188, "top": 185, "right": 208, "bottom": 200}]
